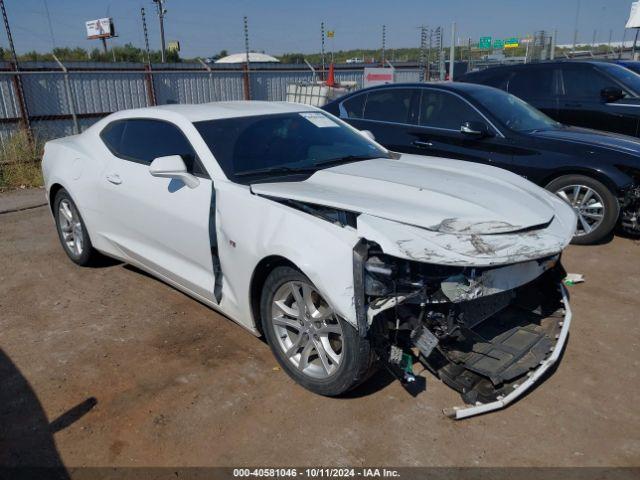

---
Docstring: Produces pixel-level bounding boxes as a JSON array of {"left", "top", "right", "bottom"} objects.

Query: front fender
[{"left": 214, "top": 181, "right": 360, "bottom": 332}]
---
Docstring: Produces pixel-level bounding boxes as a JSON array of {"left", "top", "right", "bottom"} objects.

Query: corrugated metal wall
[{"left": 0, "top": 64, "right": 422, "bottom": 150}]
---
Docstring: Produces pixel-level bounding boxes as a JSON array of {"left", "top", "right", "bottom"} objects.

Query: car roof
[
  {"left": 339, "top": 81, "right": 499, "bottom": 96},
  {"left": 462, "top": 60, "right": 614, "bottom": 75},
  {"left": 117, "top": 101, "right": 317, "bottom": 123}
]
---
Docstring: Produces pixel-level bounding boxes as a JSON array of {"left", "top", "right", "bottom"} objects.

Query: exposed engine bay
[{"left": 355, "top": 239, "right": 570, "bottom": 418}]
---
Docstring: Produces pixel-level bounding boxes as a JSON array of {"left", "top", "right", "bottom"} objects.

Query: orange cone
[{"left": 326, "top": 63, "right": 335, "bottom": 87}]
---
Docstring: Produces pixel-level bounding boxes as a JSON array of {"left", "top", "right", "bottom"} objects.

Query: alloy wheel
[
  {"left": 555, "top": 184, "right": 605, "bottom": 237},
  {"left": 58, "top": 199, "right": 84, "bottom": 256},
  {"left": 271, "top": 280, "right": 343, "bottom": 379}
]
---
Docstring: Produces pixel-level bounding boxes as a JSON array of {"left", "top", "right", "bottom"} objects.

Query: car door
[
  {"left": 97, "top": 118, "right": 218, "bottom": 301},
  {"left": 337, "top": 87, "right": 420, "bottom": 151},
  {"left": 506, "top": 65, "right": 560, "bottom": 121},
  {"left": 403, "top": 88, "right": 514, "bottom": 172},
  {"left": 558, "top": 64, "right": 639, "bottom": 136}
]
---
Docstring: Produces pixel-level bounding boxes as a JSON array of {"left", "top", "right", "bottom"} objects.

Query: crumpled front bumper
[{"left": 443, "top": 284, "right": 572, "bottom": 420}]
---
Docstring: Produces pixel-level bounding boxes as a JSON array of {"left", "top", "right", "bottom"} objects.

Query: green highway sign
[
  {"left": 478, "top": 36, "right": 492, "bottom": 49},
  {"left": 493, "top": 39, "right": 504, "bottom": 49},
  {"left": 504, "top": 37, "right": 519, "bottom": 49}
]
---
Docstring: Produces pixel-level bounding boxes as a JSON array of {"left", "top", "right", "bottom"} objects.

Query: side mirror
[
  {"left": 601, "top": 86, "right": 625, "bottom": 103},
  {"left": 460, "top": 121, "right": 491, "bottom": 138},
  {"left": 360, "top": 129, "right": 375, "bottom": 141},
  {"left": 149, "top": 155, "right": 200, "bottom": 189}
]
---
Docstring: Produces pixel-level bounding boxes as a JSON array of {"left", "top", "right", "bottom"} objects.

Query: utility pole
[
  {"left": 550, "top": 29, "right": 556, "bottom": 60},
  {"left": 153, "top": 0, "right": 167, "bottom": 63},
  {"left": 448, "top": 22, "right": 455, "bottom": 81},
  {"left": 437, "top": 26, "right": 445, "bottom": 81},
  {"left": 381, "top": 24, "right": 386, "bottom": 66},
  {"left": 0, "top": 0, "right": 30, "bottom": 134},
  {"left": 243, "top": 16, "right": 251, "bottom": 100},
  {"left": 418, "top": 25, "right": 428, "bottom": 81},
  {"left": 572, "top": 0, "right": 580, "bottom": 54},
  {"left": 141, "top": 7, "right": 151, "bottom": 65},
  {"left": 321, "top": 22, "right": 326, "bottom": 80},
  {"left": 141, "top": 7, "right": 155, "bottom": 106}
]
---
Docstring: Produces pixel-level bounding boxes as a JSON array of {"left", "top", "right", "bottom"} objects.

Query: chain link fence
[
  {"left": 0, "top": 61, "right": 420, "bottom": 189},
  {"left": 1, "top": 63, "right": 421, "bottom": 149}
]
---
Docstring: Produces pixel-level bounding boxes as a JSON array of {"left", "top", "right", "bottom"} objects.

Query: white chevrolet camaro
[{"left": 42, "top": 101, "right": 577, "bottom": 419}]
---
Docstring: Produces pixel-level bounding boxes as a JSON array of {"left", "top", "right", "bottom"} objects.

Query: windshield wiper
[
  {"left": 235, "top": 165, "right": 317, "bottom": 177},
  {"left": 313, "top": 154, "right": 383, "bottom": 168}
]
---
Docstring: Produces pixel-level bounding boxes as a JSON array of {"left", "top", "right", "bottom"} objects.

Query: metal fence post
[
  {"left": 304, "top": 59, "right": 317, "bottom": 83},
  {"left": 197, "top": 58, "right": 215, "bottom": 102},
  {"left": 9, "top": 63, "right": 31, "bottom": 137},
  {"left": 53, "top": 54, "right": 79, "bottom": 135},
  {"left": 144, "top": 64, "right": 157, "bottom": 106},
  {"left": 242, "top": 63, "right": 251, "bottom": 101}
]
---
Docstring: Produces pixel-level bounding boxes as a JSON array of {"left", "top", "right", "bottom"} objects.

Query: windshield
[
  {"left": 194, "top": 111, "right": 389, "bottom": 182},
  {"left": 467, "top": 87, "right": 561, "bottom": 132},
  {"left": 599, "top": 63, "right": 640, "bottom": 95}
]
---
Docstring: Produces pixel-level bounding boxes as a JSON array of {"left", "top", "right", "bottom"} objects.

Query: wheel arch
[
  {"left": 541, "top": 167, "right": 621, "bottom": 196},
  {"left": 48, "top": 182, "right": 65, "bottom": 214},
  {"left": 249, "top": 255, "right": 300, "bottom": 336}
]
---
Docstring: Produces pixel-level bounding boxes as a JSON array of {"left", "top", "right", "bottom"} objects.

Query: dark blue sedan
[{"left": 323, "top": 82, "right": 640, "bottom": 244}]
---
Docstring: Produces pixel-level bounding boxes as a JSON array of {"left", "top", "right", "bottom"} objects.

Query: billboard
[
  {"left": 85, "top": 18, "right": 115, "bottom": 39},
  {"left": 627, "top": 2, "right": 640, "bottom": 28},
  {"left": 363, "top": 67, "right": 394, "bottom": 88}
]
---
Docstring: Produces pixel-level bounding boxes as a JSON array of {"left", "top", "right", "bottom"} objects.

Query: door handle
[
  {"left": 106, "top": 173, "right": 122, "bottom": 185},
  {"left": 412, "top": 140, "right": 433, "bottom": 148}
]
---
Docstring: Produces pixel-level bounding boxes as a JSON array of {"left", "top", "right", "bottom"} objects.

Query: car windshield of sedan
[
  {"left": 468, "top": 88, "right": 561, "bottom": 132},
  {"left": 194, "top": 111, "right": 389, "bottom": 182}
]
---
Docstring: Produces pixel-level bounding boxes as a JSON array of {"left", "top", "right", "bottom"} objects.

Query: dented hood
[{"left": 251, "top": 155, "right": 557, "bottom": 234}]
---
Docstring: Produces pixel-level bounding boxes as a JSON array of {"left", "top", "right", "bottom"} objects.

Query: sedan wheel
[
  {"left": 58, "top": 198, "right": 84, "bottom": 256},
  {"left": 546, "top": 174, "right": 619, "bottom": 245},
  {"left": 260, "top": 266, "right": 375, "bottom": 396},
  {"left": 555, "top": 184, "right": 605, "bottom": 237},
  {"left": 271, "top": 280, "right": 344, "bottom": 379},
  {"left": 53, "top": 189, "right": 98, "bottom": 266}
]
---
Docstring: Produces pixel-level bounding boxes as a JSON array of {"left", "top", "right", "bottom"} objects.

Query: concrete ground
[{"left": 0, "top": 191, "right": 639, "bottom": 468}]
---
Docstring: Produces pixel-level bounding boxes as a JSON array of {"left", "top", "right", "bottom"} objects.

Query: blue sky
[{"left": 8, "top": 0, "right": 634, "bottom": 57}]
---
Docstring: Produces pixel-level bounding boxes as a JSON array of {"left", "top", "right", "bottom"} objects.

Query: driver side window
[
  {"left": 100, "top": 119, "right": 208, "bottom": 177},
  {"left": 419, "top": 90, "right": 483, "bottom": 130},
  {"left": 560, "top": 65, "right": 618, "bottom": 99}
]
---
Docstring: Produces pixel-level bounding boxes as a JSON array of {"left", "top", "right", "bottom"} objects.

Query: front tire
[
  {"left": 53, "top": 189, "right": 98, "bottom": 266},
  {"left": 260, "top": 266, "right": 374, "bottom": 396},
  {"left": 546, "top": 175, "right": 619, "bottom": 245}
]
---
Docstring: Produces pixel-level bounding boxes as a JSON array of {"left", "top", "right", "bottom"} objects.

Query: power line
[{"left": 42, "top": 0, "right": 56, "bottom": 48}]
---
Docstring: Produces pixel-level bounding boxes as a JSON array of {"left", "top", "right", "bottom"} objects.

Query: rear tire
[
  {"left": 260, "top": 266, "right": 375, "bottom": 396},
  {"left": 53, "top": 189, "right": 99, "bottom": 266},
  {"left": 546, "top": 175, "right": 619, "bottom": 245}
]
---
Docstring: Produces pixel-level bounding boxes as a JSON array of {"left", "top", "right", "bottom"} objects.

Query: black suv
[{"left": 457, "top": 61, "right": 640, "bottom": 138}]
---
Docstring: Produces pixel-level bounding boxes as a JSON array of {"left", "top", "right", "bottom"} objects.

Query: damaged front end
[{"left": 354, "top": 239, "right": 571, "bottom": 420}]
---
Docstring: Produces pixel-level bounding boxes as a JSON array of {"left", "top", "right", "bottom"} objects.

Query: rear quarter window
[
  {"left": 340, "top": 94, "right": 366, "bottom": 118},
  {"left": 100, "top": 120, "right": 126, "bottom": 155}
]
